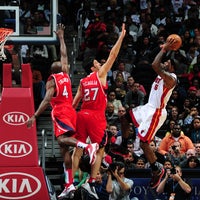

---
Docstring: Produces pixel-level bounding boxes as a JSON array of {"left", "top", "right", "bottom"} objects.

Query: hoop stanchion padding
[
  {"left": 2, "top": 63, "right": 12, "bottom": 87},
  {"left": 21, "top": 64, "right": 33, "bottom": 88},
  {"left": 0, "top": 167, "right": 50, "bottom": 200},
  {"left": 0, "top": 63, "right": 38, "bottom": 167}
]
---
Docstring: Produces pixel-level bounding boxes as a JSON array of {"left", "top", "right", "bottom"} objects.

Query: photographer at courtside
[
  {"left": 156, "top": 165, "right": 192, "bottom": 200},
  {"left": 106, "top": 162, "right": 133, "bottom": 200}
]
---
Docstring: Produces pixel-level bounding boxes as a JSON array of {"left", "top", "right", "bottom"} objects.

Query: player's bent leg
[
  {"left": 140, "top": 140, "right": 164, "bottom": 188},
  {"left": 72, "top": 147, "right": 83, "bottom": 175},
  {"left": 120, "top": 112, "right": 132, "bottom": 140},
  {"left": 140, "top": 141, "right": 157, "bottom": 164}
]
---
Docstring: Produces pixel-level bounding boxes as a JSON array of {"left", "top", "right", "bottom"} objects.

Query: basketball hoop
[{"left": 0, "top": 28, "right": 13, "bottom": 61}]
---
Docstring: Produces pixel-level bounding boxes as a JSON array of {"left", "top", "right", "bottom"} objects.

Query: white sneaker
[
  {"left": 85, "top": 143, "right": 99, "bottom": 165},
  {"left": 81, "top": 183, "right": 99, "bottom": 199},
  {"left": 58, "top": 184, "right": 75, "bottom": 199}
]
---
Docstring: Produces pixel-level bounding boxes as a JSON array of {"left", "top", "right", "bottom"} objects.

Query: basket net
[{"left": 0, "top": 28, "right": 13, "bottom": 61}]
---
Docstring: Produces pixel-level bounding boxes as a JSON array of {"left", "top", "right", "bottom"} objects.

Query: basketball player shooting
[{"left": 120, "top": 35, "right": 179, "bottom": 188}]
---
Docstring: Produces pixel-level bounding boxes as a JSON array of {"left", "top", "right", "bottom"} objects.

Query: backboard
[{"left": 0, "top": 0, "right": 58, "bottom": 44}]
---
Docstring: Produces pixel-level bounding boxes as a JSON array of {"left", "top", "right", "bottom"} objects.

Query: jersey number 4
[{"left": 63, "top": 85, "right": 69, "bottom": 98}]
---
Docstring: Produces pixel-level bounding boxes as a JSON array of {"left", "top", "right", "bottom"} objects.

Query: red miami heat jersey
[
  {"left": 48, "top": 72, "right": 76, "bottom": 137},
  {"left": 80, "top": 72, "right": 108, "bottom": 112}
]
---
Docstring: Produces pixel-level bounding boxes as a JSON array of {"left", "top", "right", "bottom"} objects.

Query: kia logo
[
  {"left": 3, "top": 112, "right": 29, "bottom": 126},
  {"left": 0, "top": 140, "right": 32, "bottom": 158},
  {"left": 0, "top": 172, "right": 41, "bottom": 199}
]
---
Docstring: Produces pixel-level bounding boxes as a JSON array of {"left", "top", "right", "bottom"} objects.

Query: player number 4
[{"left": 63, "top": 86, "right": 69, "bottom": 98}]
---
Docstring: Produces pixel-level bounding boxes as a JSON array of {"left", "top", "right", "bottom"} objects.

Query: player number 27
[{"left": 84, "top": 88, "right": 98, "bottom": 101}]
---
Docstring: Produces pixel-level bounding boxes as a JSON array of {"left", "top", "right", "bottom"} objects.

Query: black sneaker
[
  {"left": 110, "top": 144, "right": 129, "bottom": 157},
  {"left": 150, "top": 168, "right": 165, "bottom": 188},
  {"left": 81, "top": 183, "right": 99, "bottom": 199}
]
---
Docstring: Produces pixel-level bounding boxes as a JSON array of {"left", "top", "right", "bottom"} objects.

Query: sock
[
  {"left": 64, "top": 168, "right": 73, "bottom": 188},
  {"left": 150, "top": 162, "right": 159, "bottom": 171},
  {"left": 88, "top": 177, "right": 96, "bottom": 186},
  {"left": 76, "top": 141, "right": 87, "bottom": 148}
]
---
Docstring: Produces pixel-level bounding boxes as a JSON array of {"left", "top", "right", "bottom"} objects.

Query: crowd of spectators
[{"left": 72, "top": 0, "right": 200, "bottom": 168}]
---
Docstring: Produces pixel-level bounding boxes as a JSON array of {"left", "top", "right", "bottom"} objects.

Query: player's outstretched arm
[{"left": 55, "top": 23, "right": 69, "bottom": 74}]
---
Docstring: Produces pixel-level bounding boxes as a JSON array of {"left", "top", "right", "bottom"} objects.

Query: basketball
[{"left": 166, "top": 34, "right": 182, "bottom": 51}]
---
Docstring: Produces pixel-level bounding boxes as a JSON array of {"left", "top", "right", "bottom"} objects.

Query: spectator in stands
[
  {"left": 117, "top": 34, "right": 137, "bottom": 73},
  {"left": 159, "top": 123, "right": 194, "bottom": 156},
  {"left": 26, "top": 24, "right": 98, "bottom": 199},
  {"left": 136, "top": 34, "right": 154, "bottom": 63},
  {"left": 135, "top": 157, "right": 146, "bottom": 169},
  {"left": 23, "top": 17, "right": 37, "bottom": 34},
  {"left": 194, "top": 142, "right": 200, "bottom": 161},
  {"left": 179, "top": 148, "right": 197, "bottom": 168},
  {"left": 124, "top": 82, "right": 145, "bottom": 110},
  {"left": 81, "top": 170, "right": 110, "bottom": 200},
  {"left": 106, "top": 102, "right": 119, "bottom": 126},
  {"left": 167, "top": 89, "right": 185, "bottom": 112},
  {"left": 84, "top": 13, "right": 107, "bottom": 50},
  {"left": 163, "top": 159, "right": 173, "bottom": 170},
  {"left": 184, "top": 155, "right": 200, "bottom": 169},
  {"left": 137, "top": 13, "right": 158, "bottom": 39},
  {"left": 184, "top": 106, "right": 199, "bottom": 126},
  {"left": 154, "top": 7, "right": 167, "bottom": 27},
  {"left": 31, "top": 67, "right": 45, "bottom": 110},
  {"left": 112, "top": 61, "right": 131, "bottom": 82},
  {"left": 187, "top": 86, "right": 200, "bottom": 108},
  {"left": 181, "top": 63, "right": 200, "bottom": 86},
  {"left": 20, "top": 45, "right": 30, "bottom": 63},
  {"left": 114, "top": 106, "right": 127, "bottom": 131},
  {"left": 108, "top": 77, "right": 127, "bottom": 103},
  {"left": 76, "top": 0, "right": 95, "bottom": 30},
  {"left": 123, "top": 151, "right": 137, "bottom": 170},
  {"left": 30, "top": 44, "right": 50, "bottom": 82},
  {"left": 164, "top": 106, "right": 184, "bottom": 129},
  {"left": 166, "top": 141, "right": 185, "bottom": 166},
  {"left": 103, "top": 0, "right": 123, "bottom": 28},
  {"left": 106, "top": 161, "right": 133, "bottom": 200},
  {"left": 106, "top": 124, "right": 119, "bottom": 148},
  {"left": 164, "top": 119, "right": 176, "bottom": 136},
  {"left": 191, "top": 77, "right": 200, "bottom": 98},
  {"left": 188, "top": 116, "right": 200, "bottom": 143},
  {"left": 179, "top": 98, "right": 192, "bottom": 121},
  {"left": 32, "top": 10, "right": 49, "bottom": 26},
  {"left": 156, "top": 165, "right": 192, "bottom": 200},
  {"left": 107, "top": 90, "right": 122, "bottom": 114}
]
